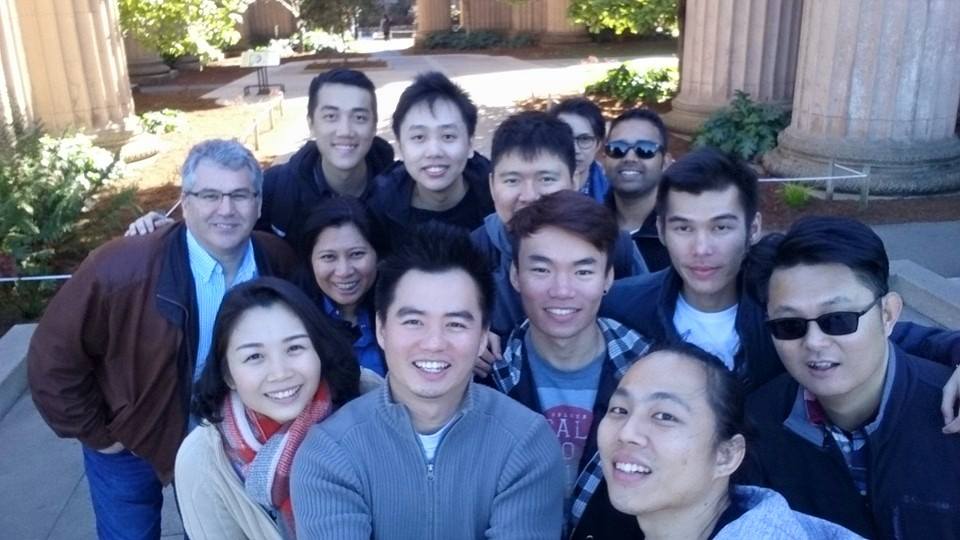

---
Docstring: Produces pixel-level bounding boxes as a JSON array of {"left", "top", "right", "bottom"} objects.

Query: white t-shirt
[
  {"left": 417, "top": 417, "right": 456, "bottom": 462},
  {"left": 673, "top": 294, "right": 741, "bottom": 370}
]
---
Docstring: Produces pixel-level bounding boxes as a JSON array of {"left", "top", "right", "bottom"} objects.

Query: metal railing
[{"left": 759, "top": 160, "right": 872, "bottom": 208}]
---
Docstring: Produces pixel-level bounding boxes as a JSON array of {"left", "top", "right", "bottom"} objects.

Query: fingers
[
  {"left": 488, "top": 333, "right": 502, "bottom": 362},
  {"left": 125, "top": 211, "right": 172, "bottom": 237},
  {"left": 940, "top": 367, "right": 960, "bottom": 434}
]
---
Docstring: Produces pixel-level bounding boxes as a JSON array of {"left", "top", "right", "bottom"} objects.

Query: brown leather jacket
[{"left": 27, "top": 223, "right": 297, "bottom": 483}]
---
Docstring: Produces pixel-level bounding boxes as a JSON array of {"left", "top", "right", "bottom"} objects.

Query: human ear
[
  {"left": 509, "top": 263, "right": 520, "bottom": 293},
  {"left": 748, "top": 212, "right": 762, "bottom": 245},
  {"left": 880, "top": 292, "right": 903, "bottom": 337},
  {"left": 713, "top": 434, "right": 746, "bottom": 479}
]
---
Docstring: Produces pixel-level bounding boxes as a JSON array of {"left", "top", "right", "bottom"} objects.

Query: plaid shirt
[
  {"left": 804, "top": 392, "right": 870, "bottom": 495},
  {"left": 491, "top": 317, "right": 652, "bottom": 530}
]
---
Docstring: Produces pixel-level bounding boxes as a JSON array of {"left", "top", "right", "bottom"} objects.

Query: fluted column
[
  {"left": 541, "top": 0, "right": 588, "bottom": 44},
  {"left": 511, "top": 0, "right": 545, "bottom": 33},
  {"left": 124, "top": 34, "right": 173, "bottom": 84},
  {"left": 415, "top": 0, "right": 449, "bottom": 42},
  {"left": 664, "top": 0, "right": 802, "bottom": 135},
  {"left": 764, "top": 0, "right": 960, "bottom": 194},
  {"left": 462, "top": 0, "right": 511, "bottom": 31},
  {"left": 0, "top": 0, "right": 32, "bottom": 129}
]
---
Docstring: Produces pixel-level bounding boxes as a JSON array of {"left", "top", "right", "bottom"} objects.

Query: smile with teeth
[
  {"left": 265, "top": 386, "right": 301, "bottom": 400},
  {"left": 423, "top": 165, "right": 449, "bottom": 176},
  {"left": 615, "top": 461, "right": 652, "bottom": 475},
  {"left": 414, "top": 361, "right": 450, "bottom": 374},
  {"left": 545, "top": 308, "right": 577, "bottom": 316},
  {"left": 807, "top": 361, "right": 839, "bottom": 370},
  {"left": 332, "top": 280, "right": 360, "bottom": 293}
]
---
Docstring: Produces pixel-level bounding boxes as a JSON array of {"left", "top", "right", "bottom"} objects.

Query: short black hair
[
  {"left": 375, "top": 222, "right": 494, "bottom": 326},
  {"left": 299, "top": 197, "right": 388, "bottom": 262},
  {"left": 550, "top": 97, "right": 605, "bottom": 139},
  {"left": 508, "top": 190, "right": 619, "bottom": 271},
  {"left": 192, "top": 277, "right": 360, "bottom": 424},
  {"left": 391, "top": 71, "right": 478, "bottom": 138},
  {"left": 746, "top": 216, "right": 890, "bottom": 305},
  {"left": 608, "top": 107, "right": 668, "bottom": 149},
  {"left": 655, "top": 146, "right": 758, "bottom": 226},
  {"left": 306, "top": 68, "right": 378, "bottom": 122},
  {"left": 641, "top": 341, "right": 746, "bottom": 445},
  {"left": 490, "top": 111, "right": 576, "bottom": 177}
]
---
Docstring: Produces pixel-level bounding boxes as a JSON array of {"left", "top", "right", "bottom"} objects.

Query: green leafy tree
[
  {"left": 118, "top": 0, "right": 256, "bottom": 63},
  {"left": 299, "top": 0, "right": 380, "bottom": 35},
  {"left": 568, "top": 0, "right": 678, "bottom": 36}
]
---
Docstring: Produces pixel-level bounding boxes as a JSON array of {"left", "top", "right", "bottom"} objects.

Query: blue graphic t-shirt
[{"left": 526, "top": 333, "right": 604, "bottom": 494}]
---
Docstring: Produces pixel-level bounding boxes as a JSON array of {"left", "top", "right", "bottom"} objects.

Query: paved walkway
[{"left": 2, "top": 38, "right": 958, "bottom": 539}]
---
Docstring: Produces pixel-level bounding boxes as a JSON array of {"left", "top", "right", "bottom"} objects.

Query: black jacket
[
  {"left": 737, "top": 347, "right": 960, "bottom": 539},
  {"left": 256, "top": 137, "right": 395, "bottom": 249}
]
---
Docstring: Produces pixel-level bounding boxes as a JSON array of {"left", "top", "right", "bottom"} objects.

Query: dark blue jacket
[
  {"left": 600, "top": 268, "right": 960, "bottom": 392},
  {"left": 368, "top": 153, "right": 494, "bottom": 240},
  {"left": 256, "top": 137, "right": 395, "bottom": 250},
  {"left": 738, "top": 347, "right": 960, "bottom": 539}
]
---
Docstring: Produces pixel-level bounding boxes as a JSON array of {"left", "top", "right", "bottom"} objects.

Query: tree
[
  {"left": 567, "top": 0, "right": 678, "bottom": 36},
  {"left": 118, "top": 0, "right": 256, "bottom": 63},
  {"left": 298, "top": 0, "right": 380, "bottom": 35}
]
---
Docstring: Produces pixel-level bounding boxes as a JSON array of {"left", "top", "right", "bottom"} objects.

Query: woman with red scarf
[{"left": 175, "top": 277, "right": 363, "bottom": 539}]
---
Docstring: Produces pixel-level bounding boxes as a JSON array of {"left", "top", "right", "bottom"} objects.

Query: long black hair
[{"left": 191, "top": 277, "right": 360, "bottom": 424}]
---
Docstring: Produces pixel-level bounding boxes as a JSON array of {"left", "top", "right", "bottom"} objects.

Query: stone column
[
  {"left": 415, "top": 0, "right": 449, "bottom": 42},
  {"left": 664, "top": 0, "right": 802, "bottom": 136},
  {"left": 541, "top": 0, "right": 588, "bottom": 44},
  {"left": 461, "top": 0, "right": 511, "bottom": 31},
  {"left": 764, "top": 0, "right": 960, "bottom": 194},
  {"left": 0, "top": 0, "right": 32, "bottom": 129},
  {"left": 511, "top": 0, "right": 545, "bottom": 33},
  {"left": 124, "top": 34, "right": 173, "bottom": 85}
]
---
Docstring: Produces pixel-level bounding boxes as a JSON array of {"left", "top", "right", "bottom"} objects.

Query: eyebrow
[
  {"left": 611, "top": 387, "right": 693, "bottom": 412},
  {"left": 234, "top": 334, "right": 310, "bottom": 350},
  {"left": 770, "top": 295, "right": 858, "bottom": 316},
  {"left": 395, "top": 306, "right": 477, "bottom": 321},
  {"left": 666, "top": 213, "right": 741, "bottom": 223},
  {"left": 320, "top": 105, "right": 371, "bottom": 114}
]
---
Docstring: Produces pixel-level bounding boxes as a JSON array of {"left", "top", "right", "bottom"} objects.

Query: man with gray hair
[{"left": 28, "top": 139, "right": 296, "bottom": 539}]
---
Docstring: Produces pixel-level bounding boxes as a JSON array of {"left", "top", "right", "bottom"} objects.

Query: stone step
[{"left": 890, "top": 260, "right": 960, "bottom": 330}]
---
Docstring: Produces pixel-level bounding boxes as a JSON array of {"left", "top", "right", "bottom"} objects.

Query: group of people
[{"left": 26, "top": 67, "right": 960, "bottom": 540}]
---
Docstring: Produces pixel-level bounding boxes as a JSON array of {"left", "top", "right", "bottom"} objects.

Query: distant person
[
  {"left": 369, "top": 71, "right": 494, "bottom": 236},
  {"left": 380, "top": 13, "right": 392, "bottom": 40},
  {"left": 550, "top": 97, "right": 609, "bottom": 202},
  {"left": 126, "top": 69, "right": 394, "bottom": 251},
  {"left": 573, "top": 343, "right": 863, "bottom": 539},
  {"left": 28, "top": 140, "right": 296, "bottom": 539},
  {"left": 489, "top": 190, "right": 653, "bottom": 532},
  {"left": 738, "top": 216, "right": 960, "bottom": 539},
  {"left": 601, "top": 108, "right": 672, "bottom": 272},
  {"left": 292, "top": 223, "right": 565, "bottom": 539},
  {"left": 176, "top": 278, "right": 365, "bottom": 540},
  {"left": 298, "top": 197, "right": 388, "bottom": 375}
]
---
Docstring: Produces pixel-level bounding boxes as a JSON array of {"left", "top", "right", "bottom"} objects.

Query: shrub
[
  {"left": 694, "top": 90, "right": 791, "bottom": 162},
  {"left": 585, "top": 64, "right": 678, "bottom": 104},
  {"left": 293, "top": 29, "right": 350, "bottom": 54},
  {"left": 780, "top": 182, "right": 813, "bottom": 209},
  {"left": 138, "top": 109, "right": 185, "bottom": 135},
  {"left": 0, "top": 125, "right": 135, "bottom": 321},
  {"left": 569, "top": 0, "right": 678, "bottom": 36},
  {"left": 422, "top": 30, "right": 537, "bottom": 50}
]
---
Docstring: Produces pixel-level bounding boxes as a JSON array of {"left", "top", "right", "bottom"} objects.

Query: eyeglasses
[
  {"left": 603, "top": 140, "right": 663, "bottom": 159},
  {"left": 184, "top": 189, "right": 260, "bottom": 206},
  {"left": 574, "top": 134, "right": 598, "bottom": 150},
  {"left": 765, "top": 297, "right": 882, "bottom": 340}
]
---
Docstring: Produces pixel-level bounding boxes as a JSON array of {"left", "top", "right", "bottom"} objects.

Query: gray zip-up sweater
[{"left": 291, "top": 380, "right": 565, "bottom": 539}]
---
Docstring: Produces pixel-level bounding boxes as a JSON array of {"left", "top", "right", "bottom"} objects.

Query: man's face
[
  {"left": 397, "top": 99, "right": 473, "bottom": 195},
  {"left": 598, "top": 351, "right": 739, "bottom": 517},
  {"left": 377, "top": 269, "right": 488, "bottom": 411},
  {"left": 767, "top": 263, "right": 899, "bottom": 412},
  {"left": 490, "top": 150, "right": 574, "bottom": 223},
  {"left": 181, "top": 159, "right": 261, "bottom": 261},
  {"left": 658, "top": 185, "right": 759, "bottom": 311},
  {"left": 557, "top": 112, "right": 600, "bottom": 180},
  {"left": 309, "top": 83, "right": 377, "bottom": 173},
  {"left": 510, "top": 226, "right": 613, "bottom": 343},
  {"left": 602, "top": 119, "right": 666, "bottom": 199}
]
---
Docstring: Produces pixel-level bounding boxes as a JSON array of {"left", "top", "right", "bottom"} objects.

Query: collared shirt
[
  {"left": 784, "top": 344, "right": 897, "bottom": 496},
  {"left": 186, "top": 230, "right": 258, "bottom": 380},
  {"left": 322, "top": 296, "right": 386, "bottom": 376}
]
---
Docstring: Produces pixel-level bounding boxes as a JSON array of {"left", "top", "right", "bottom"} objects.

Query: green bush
[
  {"left": 569, "top": 0, "right": 678, "bottom": 36},
  {"left": 694, "top": 90, "right": 790, "bottom": 162},
  {"left": 422, "top": 30, "right": 537, "bottom": 50},
  {"left": 585, "top": 64, "right": 678, "bottom": 104},
  {"left": 138, "top": 109, "right": 185, "bottom": 135},
  {"left": 780, "top": 182, "right": 813, "bottom": 209},
  {"left": 0, "top": 125, "right": 134, "bottom": 320}
]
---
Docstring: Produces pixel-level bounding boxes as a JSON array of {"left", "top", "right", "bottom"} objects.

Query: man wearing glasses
[
  {"left": 28, "top": 139, "right": 296, "bottom": 539},
  {"left": 739, "top": 216, "right": 960, "bottom": 539},
  {"left": 601, "top": 108, "right": 672, "bottom": 272}
]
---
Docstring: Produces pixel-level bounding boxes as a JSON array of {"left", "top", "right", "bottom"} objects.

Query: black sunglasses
[
  {"left": 603, "top": 140, "right": 663, "bottom": 159},
  {"left": 765, "top": 297, "right": 882, "bottom": 340}
]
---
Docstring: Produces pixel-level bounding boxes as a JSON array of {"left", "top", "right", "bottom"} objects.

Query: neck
[
  {"left": 412, "top": 176, "right": 467, "bottom": 211},
  {"left": 681, "top": 282, "right": 738, "bottom": 313},
  {"left": 322, "top": 159, "right": 368, "bottom": 198},
  {"left": 574, "top": 165, "right": 590, "bottom": 191},
  {"left": 821, "top": 344, "right": 889, "bottom": 431},
  {"left": 528, "top": 321, "right": 605, "bottom": 371},
  {"left": 390, "top": 378, "right": 466, "bottom": 434},
  {"left": 614, "top": 189, "right": 657, "bottom": 232},
  {"left": 638, "top": 484, "right": 730, "bottom": 540},
  {"left": 339, "top": 302, "right": 358, "bottom": 325}
]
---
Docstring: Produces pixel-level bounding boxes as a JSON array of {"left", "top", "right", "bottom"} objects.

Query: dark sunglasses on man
[
  {"left": 765, "top": 297, "right": 883, "bottom": 340},
  {"left": 603, "top": 139, "right": 664, "bottom": 160}
]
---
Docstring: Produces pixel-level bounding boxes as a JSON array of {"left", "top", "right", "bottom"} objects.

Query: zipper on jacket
[{"left": 426, "top": 462, "right": 434, "bottom": 480}]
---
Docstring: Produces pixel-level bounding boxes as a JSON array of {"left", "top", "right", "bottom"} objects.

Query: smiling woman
[{"left": 175, "top": 278, "right": 361, "bottom": 540}]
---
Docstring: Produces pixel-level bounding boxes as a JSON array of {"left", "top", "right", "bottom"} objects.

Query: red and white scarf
[{"left": 219, "top": 381, "right": 332, "bottom": 538}]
